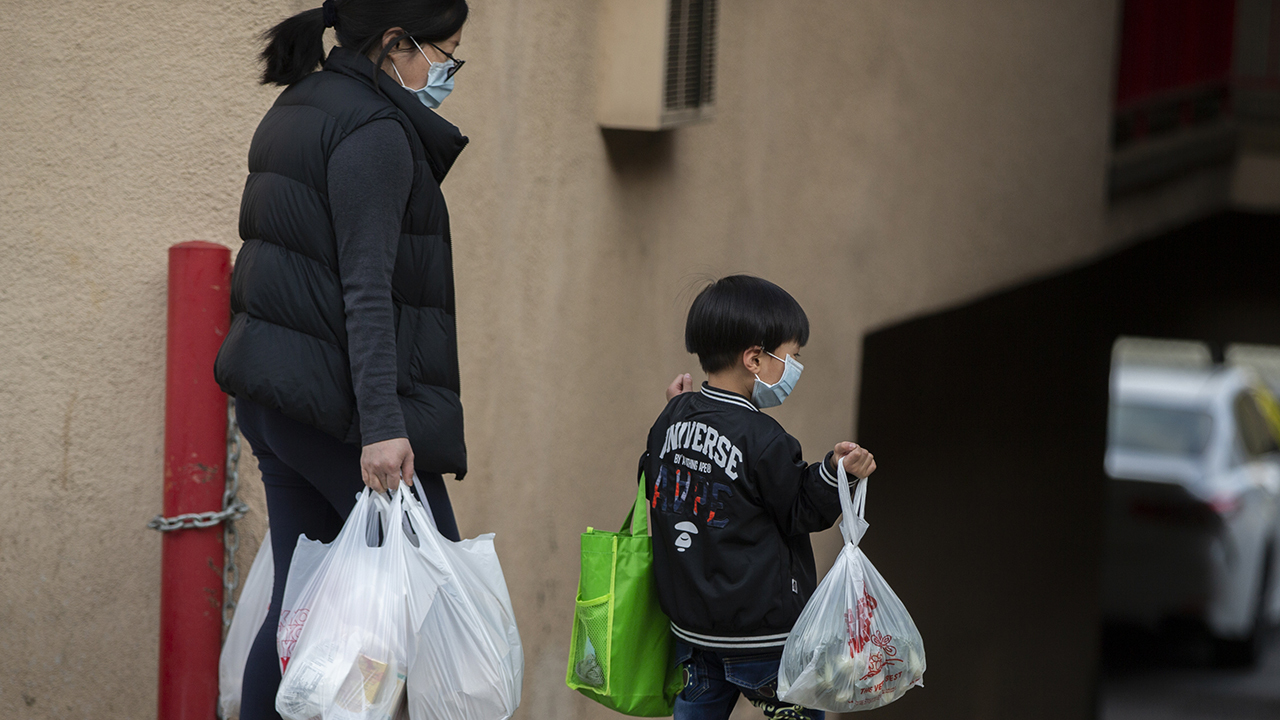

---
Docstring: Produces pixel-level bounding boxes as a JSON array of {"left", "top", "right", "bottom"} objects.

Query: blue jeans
[{"left": 674, "top": 642, "right": 824, "bottom": 720}]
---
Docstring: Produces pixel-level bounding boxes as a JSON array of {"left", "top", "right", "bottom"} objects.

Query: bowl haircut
[{"left": 685, "top": 275, "right": 810, "bottom": 374}]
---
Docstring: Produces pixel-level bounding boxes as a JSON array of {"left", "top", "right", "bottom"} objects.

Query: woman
[{"left": 213, "top": 1, "right": 470, "bottom": 716}]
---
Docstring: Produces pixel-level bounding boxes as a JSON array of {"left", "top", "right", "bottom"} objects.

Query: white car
[{"left": 1102, "top": 365, "right": 1280, "bottom": 664}]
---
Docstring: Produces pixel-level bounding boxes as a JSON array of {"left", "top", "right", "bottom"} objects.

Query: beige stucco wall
[{"left": 0, "top": 1, "right": 1123, "bottom": 718}]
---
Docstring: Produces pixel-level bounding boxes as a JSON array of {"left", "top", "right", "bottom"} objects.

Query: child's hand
[
  {"left": 665, "top": 373, "right": 695, "bottom": 401},
  {"left": 832, "top": 441, "right": 876, "bottom": 479}
]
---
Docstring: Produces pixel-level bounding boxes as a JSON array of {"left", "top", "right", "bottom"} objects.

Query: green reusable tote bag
[{"left": 565, "top": 476, "right": 683, "bottom": 716}]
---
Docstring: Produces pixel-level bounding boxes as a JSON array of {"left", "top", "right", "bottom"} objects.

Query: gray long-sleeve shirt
[{"left": 328, "top": 119, "right": 413, "bottom": 445}]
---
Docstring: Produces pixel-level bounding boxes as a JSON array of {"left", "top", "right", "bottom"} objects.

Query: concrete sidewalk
[{"left": 1100, "top": 631, "right": 1280, "bottom": 720}]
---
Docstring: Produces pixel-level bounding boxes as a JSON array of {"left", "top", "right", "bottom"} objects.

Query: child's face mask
[{"left": 752, "top": 351, "right": 803, "bottom": 408}]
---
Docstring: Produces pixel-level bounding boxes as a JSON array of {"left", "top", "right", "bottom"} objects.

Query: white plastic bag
[
  {"left": 277, "top": 533, "right": 332, "bottom": 675},
  {"left": 219, "top": 530, "right": 274, "bottom": 720},
  {"left": 777, "top": 462, "right": 926, "bottom": 712},
  {"left": 275, "top": 489, "right": 412, "bottom": 720},
  {"left": 401, "top": 480, "right": 524, "bottom": 720}
]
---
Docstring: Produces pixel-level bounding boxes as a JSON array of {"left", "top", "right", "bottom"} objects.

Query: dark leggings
[{"left": 235, "top": 397, "right": 460, "bottom": 720}]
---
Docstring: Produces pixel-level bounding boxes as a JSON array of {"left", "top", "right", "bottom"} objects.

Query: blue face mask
[
  {"left": 391, "top": 37, "right": 456, "bottom": 109},
  {"left": 752, "top": 352, "right": 804, "bottom": 409}
]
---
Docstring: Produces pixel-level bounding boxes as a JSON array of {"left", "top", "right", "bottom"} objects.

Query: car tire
[{"left": 1214, "top": 634, "right": 1259, "bottom": 667}]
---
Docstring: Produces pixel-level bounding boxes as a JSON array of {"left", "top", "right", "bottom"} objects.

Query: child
[{"left": 643, "top": 275, "right": 876, "bottom": 720}]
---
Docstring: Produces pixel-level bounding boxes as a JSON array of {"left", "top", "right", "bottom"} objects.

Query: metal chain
[
  {"left": 221, "top": 400, "right": 245, "bottom": 630},
  {"left": 145, "top": 502, "right": 248, "bottom": 532},
  {"left": 146, "top": 398, "right": 250, "bottom": 634}
]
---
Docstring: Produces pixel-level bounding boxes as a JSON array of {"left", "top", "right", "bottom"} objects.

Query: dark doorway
[{"left": 850, "top": 212, "right": 1280, "bottom": 720}]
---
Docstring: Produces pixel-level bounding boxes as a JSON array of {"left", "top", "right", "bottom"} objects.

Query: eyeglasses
[{"left": 427, "top": 41, "right": 465, "bottom": 80}]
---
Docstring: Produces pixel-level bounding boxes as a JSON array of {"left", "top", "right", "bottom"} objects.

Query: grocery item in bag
[
  {"left": 776, "top": 462, "right": 925, "bottom": 711},
  {"left": 275, "top": 489, "right": 411, "bottom": 720}
]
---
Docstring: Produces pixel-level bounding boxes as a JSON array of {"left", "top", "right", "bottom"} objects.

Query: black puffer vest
[{"left": 215, "top": 46, "right": 469, "bottom": 477}]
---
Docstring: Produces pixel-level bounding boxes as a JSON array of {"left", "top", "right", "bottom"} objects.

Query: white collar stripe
[{"left": 700, "top": 386, "right": 758, "bottom": 412}]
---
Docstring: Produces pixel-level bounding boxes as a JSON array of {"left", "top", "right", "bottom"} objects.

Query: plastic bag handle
[
  {"left": 363, "top": 487, "right": 391, "bottom": 547},
  {"left": 369, "top": 486, "right": 413, "bottom": 548},
  {"left": 398, "top": 479, "right": 456, "bottom": 576},
  {"left": 835, "top": 455, "right": 867, "bottom": 546},
  {"left": 401, "top": 479, "right": 440, "bottom": 535}
]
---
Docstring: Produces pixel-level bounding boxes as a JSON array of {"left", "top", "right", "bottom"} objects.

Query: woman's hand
[
  {"left": 361, "top": 438, "right": 414, "bottom": 492},
  {"left": 832, "top": 441, "right": 876, "bottom": 479},
  {"left": 666, "top": 373, "right": 695, "bottom": 401}
]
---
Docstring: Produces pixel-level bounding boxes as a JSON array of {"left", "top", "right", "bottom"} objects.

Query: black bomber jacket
[{"left": 643, "top": 383, "right": 849, "bottom": 653}]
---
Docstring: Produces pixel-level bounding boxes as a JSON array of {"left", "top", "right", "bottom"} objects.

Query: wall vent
[{"left": 598, "top": 0, "right": 718, "bottom": 130}]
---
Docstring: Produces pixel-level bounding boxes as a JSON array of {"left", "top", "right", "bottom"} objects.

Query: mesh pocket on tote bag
[{"left": 565, "top": 476, "right": 683, "bottom": 716}]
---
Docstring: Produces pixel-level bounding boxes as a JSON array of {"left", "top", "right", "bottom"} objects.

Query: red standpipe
[{"left": 159, "top": 241, "right": 232, "bottom": 720}]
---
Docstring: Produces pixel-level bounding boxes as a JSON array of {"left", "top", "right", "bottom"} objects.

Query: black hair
[
  {"left": 259, "top": 0, "right": 469, "bottom": 86},
  {"left": 684, "top": 275, "right": 810, "bottom": 374}
]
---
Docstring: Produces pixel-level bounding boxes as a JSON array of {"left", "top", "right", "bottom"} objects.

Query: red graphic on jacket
[{"left": 652, "top": 462, "right": 732, "bottom": 528}]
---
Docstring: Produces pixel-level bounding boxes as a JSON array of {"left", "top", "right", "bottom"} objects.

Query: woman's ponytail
[
  {"left": 259, "top": 8, "right": 329, "bottom": 86},
  {"left": 257, "top": 0, "right": 468, "bottom": 87}
]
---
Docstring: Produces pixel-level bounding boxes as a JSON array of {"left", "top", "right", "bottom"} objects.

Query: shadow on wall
[
  {"left": 600, "top": 128, "right": 675, "bottom": 177},
  {"left": 596, "top": 128, "right": 678, "bottom": 256},
  {"left": 848, "top": 212, "right": 1280, "bottom": 720}
]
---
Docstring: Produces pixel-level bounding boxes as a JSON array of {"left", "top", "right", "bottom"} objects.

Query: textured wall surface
[{"left": 0, "top": 1, "right": 1121, "bottom": 718}]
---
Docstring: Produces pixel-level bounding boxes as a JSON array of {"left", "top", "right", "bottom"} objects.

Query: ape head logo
[{"left": 674, "top": 521, "right": 699, "bottom": 552}]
